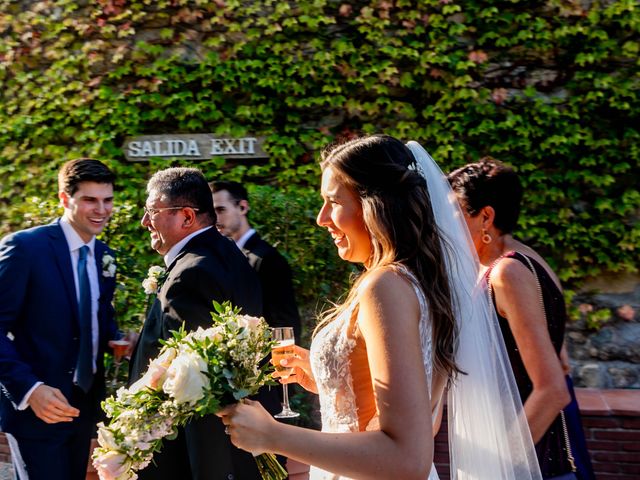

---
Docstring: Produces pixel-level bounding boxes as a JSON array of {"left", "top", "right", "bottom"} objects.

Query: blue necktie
[{"left": 76, "top": 245, "right": 93, "bottom": 392}]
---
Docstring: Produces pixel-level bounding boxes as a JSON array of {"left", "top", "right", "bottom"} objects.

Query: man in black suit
[
  {"left": 210, "top": 181, "right": 301, "bottom": 341},
  {"left": 129, "top": 167, "right": 263, "bottom": 480}
]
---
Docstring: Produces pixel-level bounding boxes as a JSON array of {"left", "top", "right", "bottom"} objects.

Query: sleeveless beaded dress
[{"left": 308, "top": 266, "right": 439, "bottom": 480}]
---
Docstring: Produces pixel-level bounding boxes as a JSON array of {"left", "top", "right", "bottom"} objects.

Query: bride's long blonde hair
[{"left": 315, "top": 134, "right": 460, "bottom": 380}]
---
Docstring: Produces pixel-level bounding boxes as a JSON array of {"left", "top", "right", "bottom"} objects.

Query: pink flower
[
  {"left": 617, "top": 305, "right": 635, "bottom": 321},
  {"left": 468, "top": 50, "right": 488, "bottom": 64},
  {"left": 491, "top": 88, "right": 509, "bottom": 105},
  {"left": 402, "top": 19, "right": 416, "bottom": 29},
  {"left": 129, "top": 347, "right": 177, "bottom": 393},
  {"left": 93, "top": 451, "right": 130, "bottom": 480},
  {"left": 339, "top": 4, "right": 352, "bottom": 16},
  {"left": 578, "top": 303, "right": 594, "bottom": 314}
]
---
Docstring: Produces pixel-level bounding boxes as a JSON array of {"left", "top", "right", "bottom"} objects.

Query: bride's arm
[{"left": 219, "top": 269, "right": 433, "bottom": 480}]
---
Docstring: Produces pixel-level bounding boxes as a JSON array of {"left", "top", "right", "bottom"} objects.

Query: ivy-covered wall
[{"left": 0, "top": 1, "right": 638, "bottom": 342}]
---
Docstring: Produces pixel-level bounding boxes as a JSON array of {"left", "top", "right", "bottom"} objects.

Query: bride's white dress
[{"left": 308, "top": 266, "right": 439, "bottom": 480}]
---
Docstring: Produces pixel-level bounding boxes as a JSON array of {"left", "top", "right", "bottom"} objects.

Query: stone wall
[{"left": 567, "top": 273, "right": 640, "bottom": 389}]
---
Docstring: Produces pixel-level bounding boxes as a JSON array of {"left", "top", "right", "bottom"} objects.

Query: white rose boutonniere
[
  {"left": 102, "top": 254, "right": 116, "bottom": 278},
  {"left": 142, "top": 265, "right": 166, "bottom": 295}
]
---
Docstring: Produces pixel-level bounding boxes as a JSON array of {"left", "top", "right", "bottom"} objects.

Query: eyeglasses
[{"left": 143, "top": 206, "right": 200, "bottom": 217}]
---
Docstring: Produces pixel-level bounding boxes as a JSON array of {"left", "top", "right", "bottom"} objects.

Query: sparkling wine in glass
[
  {"left": 109, "top": 339, "right": 130, "bottom": 387},
  {"left": 271, "top": 327, "right": 300, "bottom": 419}
]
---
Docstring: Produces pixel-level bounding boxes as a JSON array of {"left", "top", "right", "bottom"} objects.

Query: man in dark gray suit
[
  {"left": 130, "top": 167, "right": 263, "bottom": 480},
  {"left": 210, "top": 181, "right": 301, "bottom": 341}
]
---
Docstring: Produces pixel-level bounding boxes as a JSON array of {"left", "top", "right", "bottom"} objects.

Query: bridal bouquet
[{"left": 92, "top": 302, "right": 287, "bottom": 480}]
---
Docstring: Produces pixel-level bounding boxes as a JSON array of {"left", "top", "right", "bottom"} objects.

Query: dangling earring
[{"left": 482, "top": 228, "right": 492, "bottom": 244}]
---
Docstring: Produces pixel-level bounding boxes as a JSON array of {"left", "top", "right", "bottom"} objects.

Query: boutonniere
[
  {"left": 142, "top": 265, "right": 167, "bottom": 295},
  {"left": 102, "top": 254, "right": 116, "bottom": 278}
]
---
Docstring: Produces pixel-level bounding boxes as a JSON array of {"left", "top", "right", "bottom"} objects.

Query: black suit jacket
[
  {"left": 129, "top": 227, "right": 263, "bottom": 480},
  {"left": 243, "top": 232, "right": 301, "bottom": 341}
]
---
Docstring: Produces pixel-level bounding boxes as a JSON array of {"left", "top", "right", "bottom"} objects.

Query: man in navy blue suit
[{"left": 0, "top": 159, "right": 119, "bottom": 480}]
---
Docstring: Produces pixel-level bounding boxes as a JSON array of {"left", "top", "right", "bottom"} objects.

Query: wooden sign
[{"left": 122, "top": 134, "right": 268, "bottom": 161}]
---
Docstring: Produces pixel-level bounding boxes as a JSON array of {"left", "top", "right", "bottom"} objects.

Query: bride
[{"left": 218, "top": 135, "right": 541, "bottom": 479}]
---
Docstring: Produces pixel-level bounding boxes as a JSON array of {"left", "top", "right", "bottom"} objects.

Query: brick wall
[
  {"left": 434, "top": 388, "right": 640, "bottom": 479},
  {"left": 0, "top": 434, "right": 9, "bottom": 465},
  {"left": 0, "top": 388, "right": 637, "bottom": 479},
  {"left": 576, "top": 389, "right": 640, "bottom": 479}
]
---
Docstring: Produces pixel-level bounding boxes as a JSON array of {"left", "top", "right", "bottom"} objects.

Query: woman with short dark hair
[{"left": 449, "top": 157, "right": 595, "bottom": 480}]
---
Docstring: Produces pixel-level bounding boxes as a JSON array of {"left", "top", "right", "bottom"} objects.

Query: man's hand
[
  {"left": 109, "top": 329, "right": 139, "bottom": 360},
  {"left": 27, "top": 384, "right": 79, "bottom": 424}
]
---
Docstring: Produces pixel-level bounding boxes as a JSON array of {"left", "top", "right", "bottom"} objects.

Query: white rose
[
  {"left": 142, "top": 265, "right": 165, "bottom": 294},
  {"left": 191, "top": 326, "right": 223, "bottom": 343},
  {"left": 188, "top": 327, "right": 207, "bottom": 342},
  {"left": 129, "top": 347, "right": 177, "bottom": 393},
  {"left": 142, "top": 277, "right": 158, "bottom": 295},
  {"left": 102, "top": 255, "right": 116, "bottom": 277},
  {"left": 106, "top": 263, "right": 116, "bottom": 277},
  {"left": 93, "top": 450, "right": 131, "bottom": 480},
  {"left": 97, "top": 424, "right": 119, "bottom": 450},
  {"left": 148, "top": 265, "right": 164, "bottom": 276},
  {"left": 237, "top": 315, "right": 262, "bottom": 331},
  {"left": 162, "top": 351, "right": 209, "bottom": 405}
]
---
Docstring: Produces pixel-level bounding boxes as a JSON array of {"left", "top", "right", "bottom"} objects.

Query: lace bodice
[
  {"left": 309, "top": 266, "right": 438, "bottom": 479},
  {"left": 310, "top": 300, "right": 359, "bottom": 433}
]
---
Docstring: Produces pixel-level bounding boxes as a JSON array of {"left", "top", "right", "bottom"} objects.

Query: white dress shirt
[
  {"left": 235, "top": 228, "right": 256, "bottom": 250},
  {"left": 164, "top": 226, "right": 213, "bottom": 268}
]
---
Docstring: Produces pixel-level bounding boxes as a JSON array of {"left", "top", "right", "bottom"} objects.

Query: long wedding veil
[{"left": 405, "top": 141, "right": 542, "bottom": 480}]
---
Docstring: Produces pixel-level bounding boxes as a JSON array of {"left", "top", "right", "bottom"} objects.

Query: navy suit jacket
[{"left": 0, "top": 220, "right": 117, "bottom": 436}]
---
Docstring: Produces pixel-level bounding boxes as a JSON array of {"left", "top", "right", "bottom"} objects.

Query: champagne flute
[
  {"left": 109, "top": 336, "right": 131, "bottom": 387},
  {"left": 271, "top": 327, "right": 300, "bottom": 419}
]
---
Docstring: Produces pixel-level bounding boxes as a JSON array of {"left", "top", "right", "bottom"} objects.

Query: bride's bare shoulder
[
  {"left": 355, "top": 266, "right": 423, "bottom": 353},
  {"left": 357, "top": 265, "right": 419, "bottom": 312},
  {"left": 360, "top": 264, "right": 414, "bottom": 289}
]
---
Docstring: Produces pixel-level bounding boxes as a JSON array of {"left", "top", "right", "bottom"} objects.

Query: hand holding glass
[
  {"left": 108, "top": 340, "right": 129, "bottom": 386},
  {"left": 271, "top": 327, "right": 300, "bottom": 419}
]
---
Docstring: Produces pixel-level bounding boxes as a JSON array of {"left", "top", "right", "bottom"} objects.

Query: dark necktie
[{"left": 76, "top": 245, "right": 93, "bottom": 392}]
